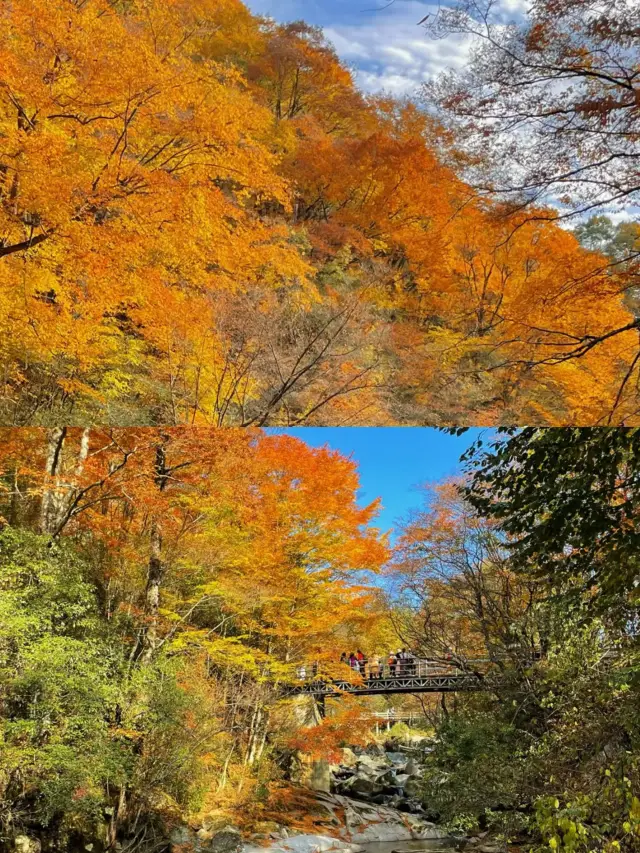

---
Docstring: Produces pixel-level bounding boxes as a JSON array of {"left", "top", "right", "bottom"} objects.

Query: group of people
[{"left": 340, "top": 649, "right": 417, "bottom": 679}]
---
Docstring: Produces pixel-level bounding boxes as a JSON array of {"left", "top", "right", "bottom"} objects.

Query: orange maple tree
[{"left": 0, "top": 0, "right": 637, "bottom": 424}]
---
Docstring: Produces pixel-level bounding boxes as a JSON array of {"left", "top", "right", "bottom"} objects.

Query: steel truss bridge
[{"left": 289, "top": 659, "right": 501, "bottom": 698}]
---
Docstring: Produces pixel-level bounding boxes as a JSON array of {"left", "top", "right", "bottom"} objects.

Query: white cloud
[
  {"left": 381, "top": 45, "right": 416, "bottom": 64},
  {"left": 247, "top": 0, "right": 530, "bottom": 97},
  {"left": 601, "top": 209, "right": 637, "bottom": 226},
  {"left": 324, "top": 2, "right": 477, "bottom": 96},
  {"left": 323, "top": 29, "right": 371, "bottom": 59},
  {"left": 321, "top": 0, "right": 529, "bottom": 95},
  {"left": 499, "top": 0, "right": 530, "bottom": 11}
]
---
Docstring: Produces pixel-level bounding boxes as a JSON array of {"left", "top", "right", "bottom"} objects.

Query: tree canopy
[
  {"left": 462, "top": 427, "right": 640, "bottom": 618},
  {"left": 0, "top": 427, "right": 390, "bottom": 846},
  {"left": 0, "top": 0, "right": 638, "bottom": 425}
]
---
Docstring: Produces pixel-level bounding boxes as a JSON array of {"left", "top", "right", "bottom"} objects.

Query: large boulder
[
  {"left": 243, "top": 835, "right": 363, "bottom": 853},
  {"left": 340, "top": 748, "right": 359, "bottom": 768},
  {"left": 355, "top": 755, "right": 388, "bottom": 774},
  {"left": 300, "top": 757, "right": 332, "bottom": 794},
  {"left": 337, "top": 799, "right": 445, "bottom": 845},
  {"left": 342, "top": 775, "right": 385, "bottom": 797},
  {"left": 373, "top": 769, "right": 397, "bottom": 786},
  {"left": 329, "top": 748, "right": 358, "bottom": 774},
  {"left": 294, "top": 793, "right": 448, "bottom": 848},
  {"left": 202, "top": 827, "right": 243, "bottom": 853}
]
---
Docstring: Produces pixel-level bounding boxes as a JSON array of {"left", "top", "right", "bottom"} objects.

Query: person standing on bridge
[
  {"left": 369, "top": 654, "right": 380, "bottom": 679},
  {"left": 404, "top": 649, "right": 416, "bottom": 675},
  {"left": 356, "top": 649, "right": 366, "bottom": 675},
  {"left": 340, "top": 652, "right": 347, "bottom": 667},
  {"left": 388, "top": 651, "right": 397, "bottom": 676},
  {"left": 349, "top": 652, "right": 358, "bottom": 671}
]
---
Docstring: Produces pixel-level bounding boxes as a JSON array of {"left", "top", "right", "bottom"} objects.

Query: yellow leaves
[
  {"left": 0, "top": 0, "right": 314, "bottom": 414},
  {"left": 0, "top": 0, "right": 636, "bottom": 424},
  {"left": 110, "top": 727, "right": 144, "bottom": 741},
  {"left": 171, "top": 632, "right": 276, "bottom": 678}
]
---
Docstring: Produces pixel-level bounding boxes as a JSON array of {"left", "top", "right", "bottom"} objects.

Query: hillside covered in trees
[
  {"left": 0, "top": 427, "right": 638, "bottom": 853},
  {"left": 389, "top": 428, "right": 640, "bottom": 847},
  {"left": 1, "top": 0, "right": 639, "bottom": 426},
  {"left": 0, "top": 427, "right": 391, "bottom": 847}
]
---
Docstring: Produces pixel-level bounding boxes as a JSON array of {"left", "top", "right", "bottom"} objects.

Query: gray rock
[
  {"left": 330, "top": 749, "right": 359, "bottom": 773},
  {"left": 356, "top": 755, "right": 388, "bottom": 772},
  {"left": 301, "top": 757, "right": 332, "bottom": 794},
  {"left": 171, "top": 825, "right": 242, "bottom": 853},
  {"left": 170, "top": 826, "right": 193, "bottom": 849},
  {"left": 206, "top": 827, "right": 243, "bottom": 853},
  {"left": 404, "top": 759, "right": 419, "bottom": 776},
  {"left": 372, "top": 769, "right": 397, "bottom": 786},
  {"left": 349, "top": 776, "right": 386, "bottom": 797},
  {"left": 243, "top": 835, "right": 364, "bottom": 853}
]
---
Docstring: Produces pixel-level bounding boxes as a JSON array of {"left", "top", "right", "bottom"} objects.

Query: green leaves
[
  {"left": 463, "top": 427, "right": 640, "bottom": 619},
  {"left": 0, "top": 529, "right": 128, "bottom": 829},
  {"left": 535, "top": 773, "right": 640, "bottom": 853},
  {"left": 0, "top": 527, "right": 231, "bottom": 838}
]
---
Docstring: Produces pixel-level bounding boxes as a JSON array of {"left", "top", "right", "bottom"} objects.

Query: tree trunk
[
  {"left": 106, "top": 785, "right": 127, "bottom": 850},
  {"left": 141, "top": 443, "right": 169, "bottom": 661},
  {"left": 440, "top": 692, "right": 449, "bottom": 721},
  {"left": 39, "top": 427, "right": 67, "bottom": 534},
  {"left": 39, "top": 427, "right": 91, "bottom": 536},
  {"left": 142, "top": 519, "right": 163, "bottom": 660}
]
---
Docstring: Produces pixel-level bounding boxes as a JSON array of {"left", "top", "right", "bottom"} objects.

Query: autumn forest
[
  {"left": 1, "top": 0, "right": 639, "bottom": 425},
  {"left": 1, "top": 2, "right": 640, "bottom": 853},
  {"left": 1, "top": 426, "right": 639, "bottom": 853}
]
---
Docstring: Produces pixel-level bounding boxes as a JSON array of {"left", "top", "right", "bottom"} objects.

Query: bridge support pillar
[{"left": 316, "top": 694, "right": 326, "bottom": 719}]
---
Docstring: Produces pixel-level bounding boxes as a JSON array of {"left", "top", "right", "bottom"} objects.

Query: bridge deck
[{"left": 290, "top": 671, "right": 496, "bottom": 697}]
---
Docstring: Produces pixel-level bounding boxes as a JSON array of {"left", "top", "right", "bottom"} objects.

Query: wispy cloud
[
  {"left": 247, "top": 0, "right": 530, "bottom": 96},
  {"left": 325, "top": 4, "right": 476, "bottom": 95}
]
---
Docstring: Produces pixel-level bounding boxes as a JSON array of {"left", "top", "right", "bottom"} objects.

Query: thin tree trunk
[
  {"left": 39, "top": 427, "right": 67, "bottom": 534},
  {"left": 9, "top": 466, "right": 19, "bottom": 526},
  {"left": 142, "top": 519, "right": 163, "bottom": 660},
  {"left": 142, "top": 443, "right": 169, "bottom": 661},
  {"left": 106, "top": 785, "right": 127, "bottom": 850},
  {"left": 39, "top": 427, "right": 92, "bottom": 536},
  {"left": 440, "top": 692, "right": 449, "bottom": 721}
]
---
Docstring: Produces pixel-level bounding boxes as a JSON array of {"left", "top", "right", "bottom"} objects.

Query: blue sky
[
  {"left": 245, "top": 0, "right": 529, "bottom": 95},
  {"left": 269, "top": 427, "right": 492, "bottom": 539}
]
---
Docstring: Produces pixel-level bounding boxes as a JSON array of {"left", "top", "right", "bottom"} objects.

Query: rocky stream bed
[{"left": 168, "top": 738, "right": 506, "bottom": 853}]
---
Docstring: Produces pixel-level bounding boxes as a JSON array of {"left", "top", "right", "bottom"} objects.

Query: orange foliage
[
  {"left": 0, "top": 426, "right": 389, "bottom": 674},
  {"left": 0, "top": 0, "right": 637, "bottom": 424},
  {"left": 287, "top": 705, "right": 371, "bottom": 763}
]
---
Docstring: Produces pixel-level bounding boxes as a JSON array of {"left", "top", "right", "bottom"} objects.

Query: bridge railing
[{"left": 294, "top": 657, "right": 464, "bottom": 683}]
